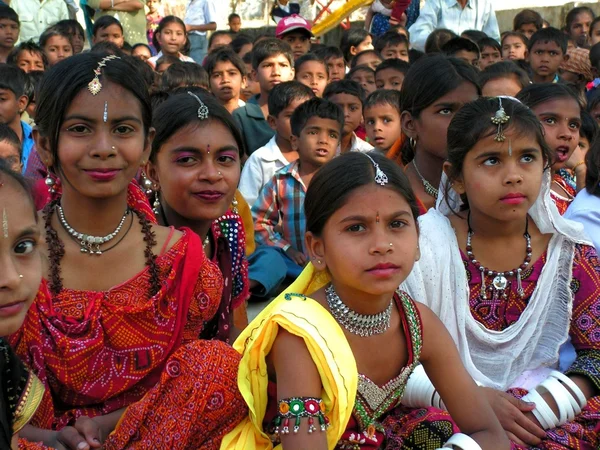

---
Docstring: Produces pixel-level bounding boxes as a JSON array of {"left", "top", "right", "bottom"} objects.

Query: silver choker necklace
[
  {"left": 57, "top": 205, "right": 129, "bottom": 255},
  {"left": 325, "top": 285, "right": 393, "bottom": 337}
]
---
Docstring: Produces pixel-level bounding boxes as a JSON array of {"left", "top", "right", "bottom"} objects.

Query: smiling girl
[{"left": 148, "top": 16, "right": 194, "bottom": 69}]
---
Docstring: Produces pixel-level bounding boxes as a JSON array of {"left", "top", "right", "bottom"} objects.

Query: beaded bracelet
[{"left": 274, "top": 397, "right": 329, "bottom": 435}]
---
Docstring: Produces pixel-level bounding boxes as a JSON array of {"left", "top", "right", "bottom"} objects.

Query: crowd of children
[{"left": 0, "top": 1, "right": 600, "bottom": 449}]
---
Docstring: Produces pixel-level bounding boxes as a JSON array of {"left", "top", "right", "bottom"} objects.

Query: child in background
[
  {"left": 480, "top": 60, "right": 530, "bottom": 97},
  {"left": 578, "top": 109, "right": 598, "bottom": 157},
  {"left": 347, "top": 65, "right": 377, "bottom": 95},
  {"left": 132, "top": 43, "right": 152, "bottom": 61},
  {"left": 6, "top": 42, "right": 47, "bottom": 72},
  {"left": 92, "top": 16, "right": 125, "bottom": 48},
  {"left": 588, "top": 90, "right": 600, "bottom": 125},
  {"left": 252, "top": 98, "right": 342, "bottom": 277},
  {"left": 233, "top": 38, "right": 295, "bottom": 155},
  {"left": 208, "top": 31, "right": 233, "bottom": 54},
  {"left": 149, "top": 16, "right": 194, "bottom": 69},
  {"left": 55, "top": 19, "right": 85, "bottom": 54},
  {"left": 501, "top": 32, "right": 529, "bottom": 61},
  {"left": 146, "top": 0, "right": 163, "bottom": 50},
  {"left": 240, "top": 81, "right": 314, "bottom": 208},
  {"left": 160, "top": 61, "right": 209, "bottom": 91},
  {"left": 560, "top": 47, "right": 593, "bottom": 90},
  {"left": 0, "top": 123, "right": 21, "bottom": 172},
  {"left": 442, "top": 37, "right": 480, "bottom": 67},
  {"left": 424, "top": 28, "right": 457, "bottom": 54},
  {"left": 364, "top": 0, "right": 393, "bottom": 37},
  {"left": 0, "top": 6, "right": 18, "bottom": 63},
  {"left": 565, "top": 6, "right": 595, "bottom": 49},
  {"left": 314, "top": 46, "right": 346, "bottom": 82},
  {"left": 229, "top": 13, "right": 242, "bottom": 33},
  {"left": 231, "top": 34, "right": 253, "bottom": 58},
  {"left": 154, "top": 54, "right": 180, "bottom": 73},
  {"left": 375, "top": 31, "right": 410, "bottom": 61},
  {"left": 341, "top": 28, "right": 373, "bottom": 67},
  {"left": 527, "top": 27, "right": 568, "bottom": 83},
  {"left": 461, "top": 29, "right": 487, "bottom": 43},
  {"left": 364, "top": 89, "right": 402, "bottom": 153},
  {"left": 39, "top": 26, "right": 73, "bottom": 67},
  {"left": 270, "top": 0, "right": 300, "bottom": 24},
  {"left": 323, "top": 79, "right": 373, "bottom": 153},
  {"left": 513, "top": 9, "right": 543, "bottom": 39},
  {"left": 375, "top": 58, "right": 409, "bottom": 90},
  {"left": 294, "top": 53, "right": 328, "bottom": 97},
  {"left": 478, "top": 37, "right": 502, "bottom": 70},
  {"left": 206, "top": 47, "right": 247, "bottom": 112},
  {"left": 241, "top": 52, "right": 260, "bottom": 101},
  {"left": 589, "top": 17, "right": 600, "bottom": 48},
  {"left": 351, "top": 49, "right": 382, "bottom": 70},
  {"left": 21, "top": 70, "right": 42, "bottom": 125},
  {"left": 275, "top": 14, "right": 312, "bottom": 61}
]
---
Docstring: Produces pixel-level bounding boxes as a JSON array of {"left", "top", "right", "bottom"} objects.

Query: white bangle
[
  {"left": 523, "top": 388, "right": 558, "bottom": 429},
  {"left": 442, "top": 433, "right": 483, "bottom": 449},
  {"left": 111, "top": 0, "right": 114, "bottom": 7},
  {"left": 549, "top": 370, "right": 587, "bottom": 410},
  {"left": 538, "top": 378, "right": 575, "bottom": 425}
]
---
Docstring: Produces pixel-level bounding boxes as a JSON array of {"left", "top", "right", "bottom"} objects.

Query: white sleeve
[
  {"left": 565, "top": 207, "right": 600, "bottom": 252},
  {"left": 238, "top": 155, "right": 264, "bottom": 209},
  {"left": 482, "top": 1, "right": 501, "bottom": 42},
  {"left": 204, "top": 0, "right": 219, "bottom": 24},
  {"left": 408, "top": 0, "right": 441, "bottom": 52}
]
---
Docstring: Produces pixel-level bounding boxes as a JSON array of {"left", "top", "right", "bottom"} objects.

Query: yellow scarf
[{"left": 220, "top": 264, "right": 358, "bottom": 450}]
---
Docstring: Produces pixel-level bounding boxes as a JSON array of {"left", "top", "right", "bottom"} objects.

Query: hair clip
[
  {"left": 491, "top": 97, "right": 510, "bottom": 142},
  {"left": 364, "top": 153, "right": 388, "bottom": 186},
  {"left": 88, "top": 54, "right": 120, "bottom": 96},
  {"left": 187, "top": 91, "right": 209, "bottom": 120}
]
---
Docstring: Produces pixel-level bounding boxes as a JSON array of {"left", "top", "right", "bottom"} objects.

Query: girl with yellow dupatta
[{"left": 221, "top": 152, "right": 509, "bottom": 450}]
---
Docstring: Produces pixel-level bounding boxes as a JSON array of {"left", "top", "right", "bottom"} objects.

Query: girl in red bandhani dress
[{"left": 11, "top": 53, "right": 247, "bottom": 450}]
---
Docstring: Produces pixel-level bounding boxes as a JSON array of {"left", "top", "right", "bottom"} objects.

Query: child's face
[
  {"left": 133, "top": 45, "right": 152, "bottom": 62},
  {"left": 450, "top": 130, "right": 544, "bottom": 225},
  {"left": 380, "top": 43, "right": 409, "bottom": 62},
  {"left": 578, "top": 135, "right": 590, "bottom": 155},
  {"left": 354, "top": 52, "right": 381, "bottom": 71},
  {"left": 296, "top": 61, "right": 328, "bottom": 97},
  {"left": 349, "top": 70, "right": 376, "bottom": 95},
  {"left": 290, "top": 116, "right": 339, "bottom": 167},
  {"left": 481, "top": 75, "right": 523, "bottom": 97},
  {"left": 209, "top": 60, "right": 245, "bottom": 103},
  {"left": 94, "top": 24, "right": 124, "bottom": 48},
  {"left": 253, "top": 54, "right": 294, "bottom": 95},
  {"left": 158, "top": 22, "right": 186, "bottom": 55},
  {"left": 326, "top": 56, "right": 346, "bottom": 82},
  {"left": 44, "top": 36, "right": 73, "bottom": 66},
  {"left": 269, "top": 97, "right": 311, "bottom": 144},
  {"left": 327, "top": 92, "right": 362, "bottom": 136},
  {"left": 0, "top": 89, "right": 25, "bottom": 126},
  {"left": 70, "top": 30, "right": 85, "bottom": 54},
  {"left": 281, "top": 31, "right": 311, "bottom": 60},
  {"left": 156, "top": 62, "right": 171, "bottom": 73},
  {"left": 0, "top": 180, "right": 42, "bottom": 337},
  {"left": 238, "top": 42, "right": 253, "bottom": 59},
  {"left": 453, "top": 50, "right": 479, "bottom": 68},
  {"left": 364, "top": 103, "right": 401, "bottom": 152},
  {"left": 517, "top": 23, "right": 538, "bottom": 40},
  {"left": 147, "top": 0, "right": 159, "bottom": 12},
  {"left": 591, "top": 22, "right": 600, "bottom": 47},
  {"left": 569, "top": 12, "right": 593, "bottom": 47},
  {"left": 502, "top": 36, "right": 528, "bottom": 60},
  {"left": 209, "top": 33, "right": 232, "bottom": 53},
  {"left": 352, "top": 35, "right": 373, "bottom": 56},
  {"left": 528, "top": 40, "right": 566, "bottom": 80},
  {"left": 590, "top": 101, "right": 600, "bottom": 125},
  {"left": 0, "top": 19, "right": 18, "bottom": 51},
  {"left": 307, "top": 183, "right": 419, "bottom": 295},
  {"left": 375, "top": 68, "right": 404, "bottom": 91},
  {"left": 241, "top": 62, "right": 260, "bottom": 100},
  {"left": 0, "top": 141, "right": 21, "bottom": 173},
  {"left": 146, "top": 121, "right": 241, "bottom": 224},
  {"left": 229, "top": 17, "right": 242, "bottom": 33},
  {"left": 16, "top": 51, "right": 44, "bottom": 73},
  {"left": 479, "top": 45, "right": 502, "bottom": 70}
]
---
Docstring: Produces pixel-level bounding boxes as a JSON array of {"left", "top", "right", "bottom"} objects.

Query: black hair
[
  {"left": 323, "top": 79, "right": 366, "bottom": 104},
  {"left": 0, "top": 5, "right": 19, "bottom": 24},
  {"left": 23, "top": 70, "right": 44, "bottom": 106},
  {"left": 528, "top": 27, "right": 567, "bottom": 53},
  {"left": 591, "top": 17, "right": 600, "bottom": 36},
  {"left": 350, "top": 49, "right": 380, "bottom": 69},
  {"left": 242, "top": 51, "right": 253, "bottom": 65},
  {"left": 268, "top": 81, "right": 314, "bottom": 117},
  {"left": 375, "top": 58, "right": 410, "bottom": 76},
  {"left": 310, "top": 43, "right": 326, "bottom": 53},
  {"left": 478, "top": 37, "right": 501, "bottom": 53},
  {"left": 580, "top": 109, "right": 598, "bottom": 143},
  {"left": 151, "top": 87, "right": 246, "bottom": 160},
  {"left": 35, "top": 53, "right": 152, "bottom": 174},
  {"left": 150, "top": 90, "right": 170, "bottom": 112},
  {"left": 517, "top": 82, "right": 581, "bottom": 110},
  {"left": 565, "top": 6, "right": 595, "bottom": 32},
  {"left": 364, "top": 89, "right": 401, "bottom": 114},
  {"left": 208, "top": 30, "right": 232, "bottom": 50},
  {"left": 314, "top": 46, "right": 344, "bottom": 62},
  {"left": 90, "top": 41, "right": 125, "bottom": 56},
  {"left": 0, "top": 123, "right": 21, "bottom": 154},
  {"left": 155, "top": 54, "right": 180, "bottom": 70},
  {"left": 374, "top": 31, "right": 409, "bottom": 54},
  {"left": 290, "top": 97, "right": 344, "bottom": 137},
  {"left": 0, "top": 64, "right": 26, "bottom": 98},
  {"left": 389, "top": 24, "right": 410, "bottom": 40},
  {"left": 305, "top": 151, "right": 420, "bottom": 236},
  {"left": 230, "top": 34, "right": 252, "bottom": 55},
  {"left": 39, "top": 26, "right": 73, "bottom": 51},
  {"left": 7, "top": 41, "right": 48, "bottom": 69},
  {"left": 409, "top": 48, "right": 425, "bottom": 64},
  {"left": 205, "top": 46, "right": 247, "bottom": 77},
  {"left": 54, "top": 19, "right": 85, "bottom": 41},
  {"left": 479, "top": 60, "right": 530, "bottom": 88},
  {"left": 424, "top": 28, "right": 458, "bottom": 54},
  {"left": 127, "top": 55, "right": 156, "bottom": 93},
  {"left": 588, "top": 88, "right": 600, "bottom": 114},
  {"left": 251, "top": 38, "right": 293, "bottom": 70},
  {"left": 122, "top": 42, "right": 133, "bottom": 53},
  {"left": 132, "top": 43, "right": 152, "bottom": 55},
  {"left": 513, "top": 9, "right": 543, "bottom": 32},
  {"left": 502, "top": 31, "right": 529, "bottom": 48},
  {"left": 161, "top": 62, "right": 209, "bottom": 91},
  {"left": 340, "top": 28, "right": 371, "bottom": 63},
  {"left": 92, "top": 15, "right": 123, "bottom": 37},
  {"left": 228, "top": 13, "right": 241, "bottom": 22},
  {"left": 346, "top": 64, "right": 375, "bottom": 79},
  {"left": 590, "top": 42, "right": 600, "bottom": 70},
  {"left": 294, "top": 52, "right": 327, "bottom": 74},
  {"left": 152, "top": 16, "right": 186, "bottom": 52},
  {"left": 442, "top": 37, "right": 480, "bottom": 57},
  {"left": 585, "top": 122, "right": 600, "bottom": 196},
  {"left": 0, "top": 159, "right": 36, "bottom": 220},
  {"left": 446, "top": 97, "right": 552, "bottom": 210},
  {"left": 461, "top": 29, "right": 488, "bottom": 43}
]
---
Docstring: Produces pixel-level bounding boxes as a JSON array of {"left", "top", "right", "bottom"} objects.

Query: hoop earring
[{"left": 409, "top": 137, "right": 417, "bottom": 150}]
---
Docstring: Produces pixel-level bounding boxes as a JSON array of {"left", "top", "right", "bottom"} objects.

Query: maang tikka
[
  {"left": 187, "top": 91, "right": 209, "bottom": 119},
  {"left": 491, "top": 97, "right": 510, "bottom": 142},
  {"left": 364, "top": 153, "right": 389, "bottom": 186},
  {"left": 88, "top": 54, "right": 120, "bottom": 95}
]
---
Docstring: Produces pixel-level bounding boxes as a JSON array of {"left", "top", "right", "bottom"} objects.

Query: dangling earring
[
  {"left": 153, "top": 192, "right": 161, "bottom": 215},
  {"left": 141, "top": 171, "right": 153, "bottom": 195},
  {"left": 409, "top": 136, "right": 417, "bottom": 150},
  {"left": 232, "top": 196, "right": 239, "bottom": 214},
  {"left": 45, "top": 174, "right": 56, "bottom": 194}
]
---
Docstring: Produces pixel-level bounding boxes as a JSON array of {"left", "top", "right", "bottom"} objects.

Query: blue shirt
[
  {"left": 565, "top": 187, "right": 600, "bottom": 252},
  {"left": 20, "top": 121, "right": 34, "bottom": 175}
]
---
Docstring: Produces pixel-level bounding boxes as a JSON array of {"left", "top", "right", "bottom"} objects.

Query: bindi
[
  {"left": 376, "top": 211, "right": 380, "bottom": 223},
  {"left": 2, "top": 208, "right": 7, "bottom": 239},
  {"left": 103, "top": 101, "right": 108, "bottom": 123}
]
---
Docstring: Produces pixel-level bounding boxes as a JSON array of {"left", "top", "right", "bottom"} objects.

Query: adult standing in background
[
  {"left": 184, "top": 0, "right": 218, "bottom": 64},
  {"left": 84, "top": 0, "right": 147, "bottom": 45},
  {"left": 408, "top": 0, "right": 500, "bottom": 51},
  {"left": 9, "top": 0, "right": 68, "bottom": 43}
]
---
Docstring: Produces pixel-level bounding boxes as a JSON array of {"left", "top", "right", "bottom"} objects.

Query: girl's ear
[
  {"left": 141, "top": 127, "right": 155, "bottom": 167},
  {"left": 349, "top": 45, "right": 357, "bottom": 56},
  {"left": 33, "top": 129, "right": 54, "bottom": 169},
  {"left": 442, "top": 161, "right": 465, "bottom": 194},
  {"left": 290, "top": 134, "right": 299, "bottom": 151},
  {"left": 305, "top": 231, "right": 327, "bottom": 271},
  {"left": 523, "top": 49, "right": 529, "bottom": 59},
  {"left": 144, "top": 160, "right": 160, "bottom": 190},
  {"left": 401, "top": 110, "right": 417, "bottom": 139}
]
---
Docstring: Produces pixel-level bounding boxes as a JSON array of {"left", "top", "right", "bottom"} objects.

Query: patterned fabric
[
  {"left": 551, "top": 173, "right": 576, "bottom": 215},
  {"left": 371, "top": 13, "right": 391, "bottom": 36},
  {"left": 10, "top": 230, "right": 225, "bottom": 430},
  {"left": 557, "top": 169, "right": 577, "bottom": 192},
  {"left": 252, "top": 160, "right": 307, "bottom": 253}
]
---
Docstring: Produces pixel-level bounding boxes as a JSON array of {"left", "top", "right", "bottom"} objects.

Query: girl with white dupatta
[{"left": 402, "top": 97, "right": 600, "bottom": 449}]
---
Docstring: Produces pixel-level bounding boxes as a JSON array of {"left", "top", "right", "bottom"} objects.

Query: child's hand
[
  {"left": 565, "top": 145, "right": 586, "bottom": 171},
  {"left": 480, "top": 387, "right": 546, "bottom": 446},
  {"left": 285, "top": 247, "right": 307, "bottom": 266},
  {"left": 53, "top": 416, "right": 103, "bottom": 450}
]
